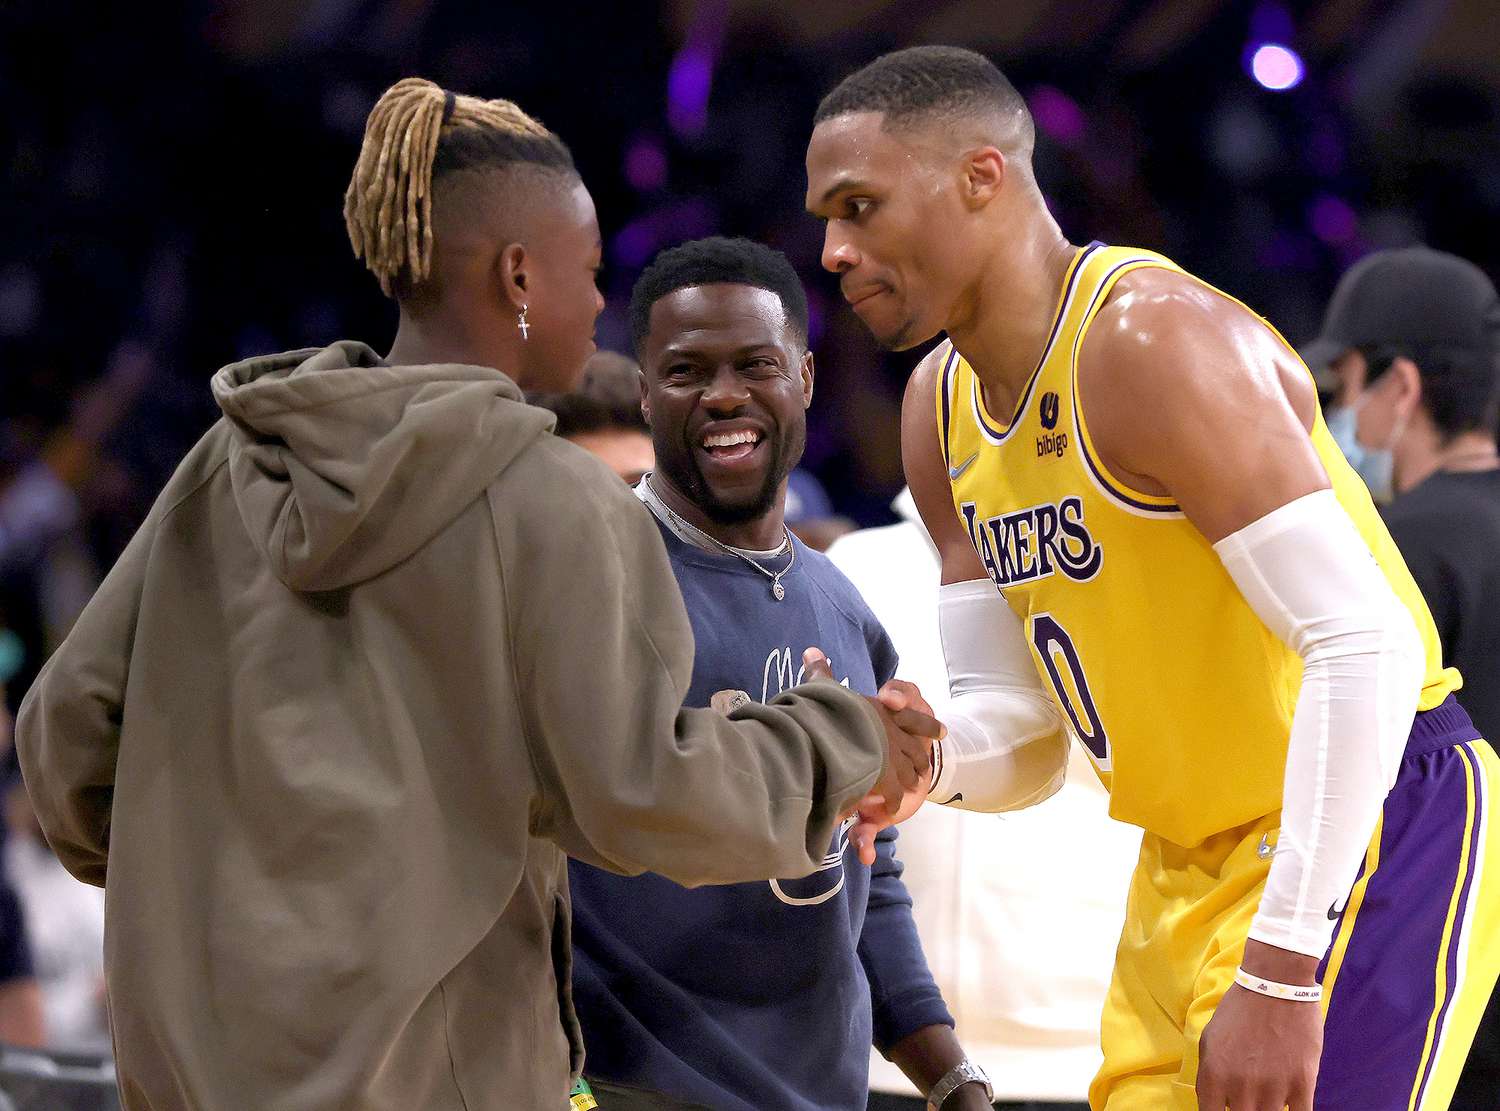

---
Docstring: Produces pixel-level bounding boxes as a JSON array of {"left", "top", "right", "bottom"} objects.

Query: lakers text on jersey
[{"left": 936, "top": 242, "right": 1458, "bottom": 848}]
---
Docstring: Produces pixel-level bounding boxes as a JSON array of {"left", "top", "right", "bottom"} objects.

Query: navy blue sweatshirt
[{"left": 568, "top": 515, "right": 952, "bottom": 1111}]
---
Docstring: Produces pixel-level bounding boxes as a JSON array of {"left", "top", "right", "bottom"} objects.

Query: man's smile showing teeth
[{"left": 701, "top": 429, "right": 764, "bottom": 463}]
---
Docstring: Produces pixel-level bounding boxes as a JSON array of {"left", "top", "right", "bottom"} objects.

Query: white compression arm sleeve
[
  {"left": 1214, "top": 488, "right": 1426, "bottom": 957},
  {"left": 927, "top": 579, "right": 1069, "bottom": 812}
]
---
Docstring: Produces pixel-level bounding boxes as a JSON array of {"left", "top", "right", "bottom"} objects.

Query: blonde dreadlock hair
[{"left": 344, "top": 77, "right": 576, "bottom": 298}]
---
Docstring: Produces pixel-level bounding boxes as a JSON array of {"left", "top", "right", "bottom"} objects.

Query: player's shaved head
[
  {"left": 806, "top": 47, "right": 1059, "bottom": 352},
  {"left": 814, "top": 46, "right": 1035, "bottom": 169}
]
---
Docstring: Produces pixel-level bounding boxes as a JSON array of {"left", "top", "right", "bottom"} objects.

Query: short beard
[
  {"left": 696, "top": 463, "right": 783, "bottom": 526},
  {"left": 660, "top": 427, "right": 801, "bottom": 531}
]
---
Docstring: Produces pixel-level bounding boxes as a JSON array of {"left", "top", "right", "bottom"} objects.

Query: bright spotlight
[{"left": 1249, "top": 43, "right": 1304, "bottom": 91}]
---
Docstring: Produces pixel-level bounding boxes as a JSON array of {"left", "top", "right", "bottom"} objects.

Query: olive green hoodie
[{"left": 16, "top": 341, "right": 887, "bottom": 1110}]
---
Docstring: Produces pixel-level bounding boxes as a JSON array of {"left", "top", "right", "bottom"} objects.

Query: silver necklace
[{"left": 643, "top": 476, "right": 796, "bottom": 600}]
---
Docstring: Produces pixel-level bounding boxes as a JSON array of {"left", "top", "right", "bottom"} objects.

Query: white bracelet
[{"left": 1233, "top": 967, "right": 1323, "bottom": 1003}]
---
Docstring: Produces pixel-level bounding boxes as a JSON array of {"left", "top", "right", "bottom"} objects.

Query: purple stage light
[
  {"left": 611, "top": 200, "right": 719, "bottom": 270},
  {"left": 667, "top": 46, "right": 714, "bottom": 138},
  {"left": 1309, "top": 195, "right": 1358, "bottom": 244},
  {"left": 1248, "top": 43, "right": 1304, "bottom": 91},
  {"left": 1030, "top": 85, "right": 1086, "bottom": 146},
  {"left": 666, "top": 0, "right": 728, "bottom": 139},
  {"left": 612, "top": 220, "right": 660, "bottom": 270}
]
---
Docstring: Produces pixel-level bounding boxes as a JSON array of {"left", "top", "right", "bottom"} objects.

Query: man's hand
[
  {"left": 801, "top": 649, "right": 943, "bottom": 863},
  {"left": 857, "top": 677, "right": 940, "bottom": 831},
  {"left": 801, "top": 649, "right": 941, "bottom": 864},
  {"left": 1196, "top": 940, "right": 1323, "bottom": 1110}
]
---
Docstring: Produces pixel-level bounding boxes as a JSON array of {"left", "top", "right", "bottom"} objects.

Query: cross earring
[{"left": 517, "top": 305, "right": 530, "bottom": 341}]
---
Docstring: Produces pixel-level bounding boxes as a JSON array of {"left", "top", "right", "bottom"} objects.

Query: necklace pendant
[{"left": 773, "top": 581, "right": 785, "bottom": 601}]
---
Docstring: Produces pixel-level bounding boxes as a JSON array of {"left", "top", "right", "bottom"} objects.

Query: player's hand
[
  {"left": 1196, "top": 942, "right": 1322, "bottom": 1110},
  {"left": 848, "top": 675, "right": 943, "bottom": 859},
  {"left": 802, "top": 649, "right": 941, "bottom": 865}
]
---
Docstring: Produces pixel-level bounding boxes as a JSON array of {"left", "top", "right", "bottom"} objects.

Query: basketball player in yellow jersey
[{"left": 807, "top": 47, "right": 1500, "bottom": 1111}]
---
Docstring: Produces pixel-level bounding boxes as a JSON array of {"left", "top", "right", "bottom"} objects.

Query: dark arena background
[{"left": 2, "top": 1, "right": 1499, "bottom": 1109}]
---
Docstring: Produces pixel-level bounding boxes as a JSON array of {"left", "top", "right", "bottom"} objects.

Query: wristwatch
[{"left": 928, "top": 1059, "right": 994, "bottom": 1108}]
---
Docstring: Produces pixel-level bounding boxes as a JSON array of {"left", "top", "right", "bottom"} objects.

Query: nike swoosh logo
[
  {"left": 948, "top": 452, "right": 980, "bottom": 480},
  {"left": 1327, "top": 899, "right": 1347, "bottom": 921}
]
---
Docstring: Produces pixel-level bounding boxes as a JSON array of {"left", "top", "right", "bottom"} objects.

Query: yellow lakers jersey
[{"left": 938, "top": 243, "right": 1461, "bottom": 847}]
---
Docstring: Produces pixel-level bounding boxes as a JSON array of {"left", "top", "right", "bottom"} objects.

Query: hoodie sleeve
[
  {"left": 494, "top": 445, "right": 889, "bottom": 887},
  {"left": 14, "top": 507, "right": 157, "bottom": 887}
]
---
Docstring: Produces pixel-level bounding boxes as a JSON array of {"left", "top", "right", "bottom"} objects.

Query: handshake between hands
[{"left": 801, "top": 647, "right": 944, "bottom": 866}]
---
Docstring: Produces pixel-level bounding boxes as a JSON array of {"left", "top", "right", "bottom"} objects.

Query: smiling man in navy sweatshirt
[{"left": 566, "top": 238, "right": 990, "bottom": 1111}]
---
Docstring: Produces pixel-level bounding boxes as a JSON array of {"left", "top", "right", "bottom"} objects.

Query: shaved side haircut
[
  {"left": 815, "top": 45, "right": 1035, "bottom": 155},
  {"left": 344, "top": 77, "right": 577, "bottom": 298}
]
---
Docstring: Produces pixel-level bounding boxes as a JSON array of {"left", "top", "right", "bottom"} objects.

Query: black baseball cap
[{"left": 1300, "top": 247, "right": 1500, "bottom": 390}]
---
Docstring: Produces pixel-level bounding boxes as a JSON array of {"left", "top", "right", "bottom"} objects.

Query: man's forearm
[
  {"left": 927, "top": 579, "right": 1067, "bottom": 813},
  {"left": 1214, "top": 490, "right": 1425, "bottom": 956},
  {"left": 887, "top": 1024, "right": 989, "bottom": 1108}
]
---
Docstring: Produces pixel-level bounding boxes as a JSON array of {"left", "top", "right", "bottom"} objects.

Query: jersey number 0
[{"left": 1031, "top": 613, "right": 1111, "bottom": 769}]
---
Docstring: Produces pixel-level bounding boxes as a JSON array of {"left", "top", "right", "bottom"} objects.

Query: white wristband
[{"left": 1233, "top": 967, "right": 1323, "bottom": 1003}]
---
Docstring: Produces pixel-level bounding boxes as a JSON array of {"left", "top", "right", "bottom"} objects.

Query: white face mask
[{"left": 1327, "top": 388, "right": 1406, "bottom": 504}]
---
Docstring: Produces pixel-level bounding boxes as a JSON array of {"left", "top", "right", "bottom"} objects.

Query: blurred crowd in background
[{"left": 2, "top": 0, "right": 1500, "bottom": 1072}]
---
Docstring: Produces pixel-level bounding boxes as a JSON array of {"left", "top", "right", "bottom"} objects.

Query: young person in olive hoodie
[{"left": 14, "top": 79, "right": 938, "bottom": 1111}]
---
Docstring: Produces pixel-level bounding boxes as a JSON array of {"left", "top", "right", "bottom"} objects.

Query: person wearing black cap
[
  {"left": 1305, "top": 246, "right": 1500, "bottom": 1108},
  {"left": 1303, "top": 246, "right": 1500, "bottom": 505},
  {"left": 1303, "top": 247, "right": 1500, "bottom": 732}
]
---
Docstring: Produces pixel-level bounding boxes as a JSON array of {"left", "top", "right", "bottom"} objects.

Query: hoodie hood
[{"left": 213, "top": 340, "right": 555, "bottom": 591}]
